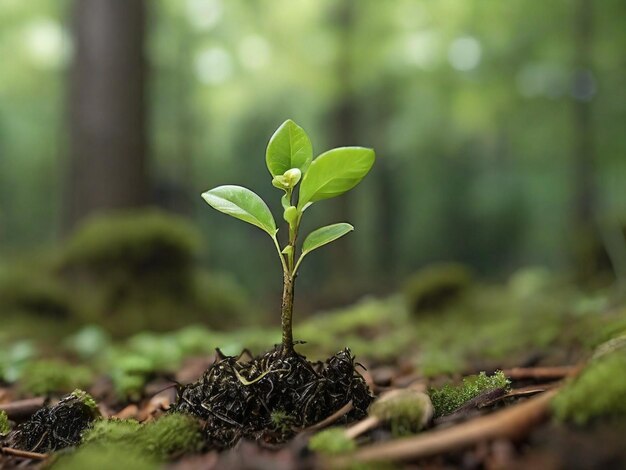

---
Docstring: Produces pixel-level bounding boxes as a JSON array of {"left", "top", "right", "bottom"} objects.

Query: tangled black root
[
  {"left": 9, "top": 392, "right": 99, "bottom": 452},
  {"left": 172, "top": 347, "right": 372, "bottom": 449}
]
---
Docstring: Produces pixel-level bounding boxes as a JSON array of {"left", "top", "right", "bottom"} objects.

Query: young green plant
[{"left": 201, "top": 119, "right": 375, "bottom": 355}]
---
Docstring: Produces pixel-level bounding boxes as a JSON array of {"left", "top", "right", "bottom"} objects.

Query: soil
[
  {"left": 7, "top": 393, "right": 98, "bottom": 453},
  {"left": 171, "top": 346, "right": 372, "bottom": 449}
]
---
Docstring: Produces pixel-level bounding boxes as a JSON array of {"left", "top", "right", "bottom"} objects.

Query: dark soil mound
[
  {"left": 9, "top": 392, "right": 99, "bottom": 452},
  {"left": 172, "top": 347, "right": 372, "bottom": 449}
]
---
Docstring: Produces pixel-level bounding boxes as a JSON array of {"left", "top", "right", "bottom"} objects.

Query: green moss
[
  {"left": 59, "top": 209, "right": 249, "bottom": 335},
  {"left": 0, "top": 267, "right": 76, "bottom": 320},
  {"left": 18, "top": 359, "right": 93, "bottom": 395},
  {"left": 403, "top": 263, "right": 473, "bottom": 313},
  {"left": 83, "top": 413, "right": 203, "bottom": 461},
  {"left": 83, "top": 418, "right": 142, "bottom": 444},
  {"left": 270, "top": 410, "right": 296, "bottom": 434},
  {"left": 0, "top": 410, "right": 10, "bottom": 436},
  {"left": 552, "top": 350, "right": 626, "bottom": 424},
  {"left": 140, "top": 413, "right": 204, "bottom": 459},
  {"left": 62, "top": 209, "right": 201, "bottom": 275},
  {"left": 70, "top": 389, "right": 99, "bottom": 412},
  {"left": 413, "top": 281, "right": 570, "bottom": 376},
  {"left": 308, "top": 427, "right": 356, "bottom": 455},
  {"left": 369, "top": 389, "right": 432, "bottom": 436},
  {"left": 429, "top": 371, "right": 510, "bottom": 417},
  {"left": 295, "top": 297, "right": 412, "bottom": 360},
  {"left": 52, "top": 443, "right": 159, "bottom": 470}
]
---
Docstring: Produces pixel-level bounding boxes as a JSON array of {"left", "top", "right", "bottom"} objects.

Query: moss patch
[
  {"left": 0, "top": 410, "right": 10, "bottom": 437},
  {"left": 369, "top": 389, "right": 432, "bottom": 436},
  {"left": 429, "top": 371, "right": 510, "bottom": 417},
  {"left": 83, "top": 413, "right": 204, "bottom": 460},
  {"left": 403, "top": 263, "right": 473, "bottom": 313},
  {"left": 552, "top": 350, "right": 626, "bottom": 424},
  {"left": 52, "top": 443, "right": 159, "bottom": 470},
  {"left": 18, "top": 360, "right": 94, "bottom": 396},
  {"left": 308, "top": 427, "right": 356, "bottom": 455}
]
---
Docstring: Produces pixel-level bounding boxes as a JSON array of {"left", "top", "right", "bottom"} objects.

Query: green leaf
[
  {"left": 298, "top": 147, "right": 375, "bottom": 210},
  {"left": 266, "top": 119, "right": 313, "bottom": 177},
  {"left": 302, "top": 223, "right": 354, "bottom": 256},
  {"left": 201, "top": 185, "right": 277, "bottom": 236}
]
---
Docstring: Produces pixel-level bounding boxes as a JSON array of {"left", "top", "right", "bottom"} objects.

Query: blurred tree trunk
[
  {"left": 64, "top": 0, "right": 148, "bottom": 231},
  {"left": 327, "top": 0, "right": 357, "bottom": 284},
  {"left": 571, "top": 0, "right": 599, "bottom": 280}
]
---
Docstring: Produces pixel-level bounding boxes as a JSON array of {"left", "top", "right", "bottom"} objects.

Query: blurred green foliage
[
  {"left": 18, "top": 360, "right": 93, "bottom": 396},
  {"left": 0, "top": 209, "right": 251, "bottom": 339},
  {"left": 0, "top": 0, "right": 624, "bottom": 296}
]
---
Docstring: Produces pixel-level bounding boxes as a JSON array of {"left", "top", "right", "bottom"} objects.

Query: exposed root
[
  {"left": 8, "top": 391, "right": 99, "bottom": 453},
  {"left": 172, "top": 347, "right": 372, "bottom": 449}
]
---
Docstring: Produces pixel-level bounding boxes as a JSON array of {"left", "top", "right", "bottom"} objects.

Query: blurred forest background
[{"left": 0, "top": 0, "right": 625, "bottom": 337}]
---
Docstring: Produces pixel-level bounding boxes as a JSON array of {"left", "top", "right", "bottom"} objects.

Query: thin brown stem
[
  {"left": 303, "top": 400, "right": 354, "bottom": 433},
  {"left": 281, "top": 272, "right": 295, "bottom": 354},
  {"left": 1, "top": 447, "right": 49, "bottom": 461}
]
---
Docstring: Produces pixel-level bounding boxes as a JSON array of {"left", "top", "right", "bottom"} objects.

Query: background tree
[{"left": 64, "top": 0, "right": 149, "bottom": 230}]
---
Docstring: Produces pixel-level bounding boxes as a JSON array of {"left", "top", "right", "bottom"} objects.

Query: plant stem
[
  {"left": 281, "top": 271, "right": 295, "bottom": 354},
  {"left": 280, "top": 204, "right": 300, "bottom": 354}
]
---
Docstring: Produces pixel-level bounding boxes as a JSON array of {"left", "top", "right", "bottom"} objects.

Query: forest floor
[{"left": 1, "top": 267, "right": 626, "bottom": 469}]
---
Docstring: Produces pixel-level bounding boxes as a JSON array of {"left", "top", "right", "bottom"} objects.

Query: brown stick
[
  {"left": 303, "top": 400, "right": 353, "bottom": 433},
  {"left": 480, "top": 383, "right": 559, "bottom": 408},
  {"left": 0, "top": 398, "right": 45, "bottom": 421},
  {"left": 502, "top": 365, "right": 581, "bottom": 380},
  {"left": 345, "top": 416, "right": 379, "bottom": 439},
  {"left": 1, "top": 447, "right": 49, "bottom": 461},
  {"left": 331, "top": 389, "right": 557, "bottom": 465}
]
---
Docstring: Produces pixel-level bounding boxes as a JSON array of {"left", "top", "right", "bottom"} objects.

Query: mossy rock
[
  {"left": 403, "top": 263, "right": 473, "bottom": 313},
  {"left": 552, "top": 349, "right": 626, "bottom": 424},
  {"left": 0, "top": 267, "right": 75, "bottom": 320},
  {"left": 61, "top": 209, "right": 201, "bottom": 277},
  {"left": 57, "top": 209, "right": 249, "bottom": 335}
]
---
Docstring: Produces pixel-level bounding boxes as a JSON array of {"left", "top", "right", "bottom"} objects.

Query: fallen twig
[
  {"left": 480, "top": 383, "right": 559, "bottom": 408},
  {"left": 0, "top": 398, "right": 46, "bottom": 421},
  {"left": 1, "top": 447, "right": 49, "bottom": 461},
  {"left": 502, "top": 365, "right": 581, "bottom": 381},
  {"left": 302, "top": 401, "right": 353, "bottom": 433},
  {"left": 331, "top": 389, "right": 558, "bottom": 465},
  {"left": 434, "top": 387, "right": 507, "bottom": 426}
]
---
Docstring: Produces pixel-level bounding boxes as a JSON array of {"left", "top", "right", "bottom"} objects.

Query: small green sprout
[{"left": 202, "top": 119, "right": 375, "bottom": 354}]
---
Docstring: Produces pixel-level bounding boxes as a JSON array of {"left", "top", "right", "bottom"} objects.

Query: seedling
[{"left": 202, "top": 119, "right": 375, "bottom": 355}]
